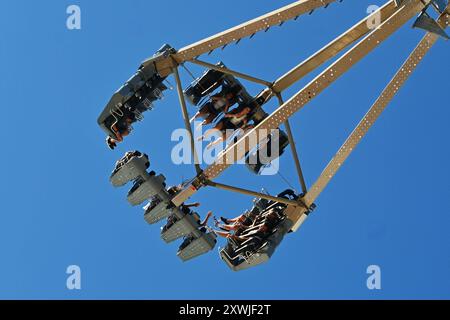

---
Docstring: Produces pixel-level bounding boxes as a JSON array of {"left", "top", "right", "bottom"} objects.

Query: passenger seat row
[{"left": 110, "top": 151, "right": 216, "bottom": 262}]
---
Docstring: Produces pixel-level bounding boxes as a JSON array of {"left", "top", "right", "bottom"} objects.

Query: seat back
[
  {"left": 220, "top": 219, "right": 293, "bottom": 271},
  {"left": 127, "top": 174, "right": 166, "bottom": 206},
  {"left": 177, "top": 233, "right": 217, "bottom": 262},
  {"left": 161, "top": 212, "right": 199, "bottom": 243},
  {"left": 183, "top": 64, "right": 226, "bottom": 106},
  {"left": 245, "top": 130, "right": 290, "bottom": 175},
  {"left": 110, "top": 155, "right": 149, "bottom": 187},
  {"left": 144, "top": 198, "right": 172, "bottom": 225}
]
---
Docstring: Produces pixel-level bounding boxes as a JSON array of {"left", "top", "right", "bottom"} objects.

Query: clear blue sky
[{"left": 0, "top": 0, "right": 449, "bottom": 299}]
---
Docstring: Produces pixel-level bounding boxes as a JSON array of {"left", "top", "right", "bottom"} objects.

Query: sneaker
[{"left": 106, "top": 137, "right": 117, "bottom": 150}]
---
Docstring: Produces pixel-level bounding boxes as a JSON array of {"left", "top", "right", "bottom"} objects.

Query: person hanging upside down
[
  {"left": 213, "top": 223, "right": 271, "bottom": 242},
  {"left": 197, "top": 103, "right": 254, "bottom": 149},
  {"left": 191, "top": 86, "right": 240, "bottom": 126},
  {"left": 215, "top": 211, "right": 255, "bottom": 231},
  {"left": 224, "top": 103, "right": 253, "bottom": 120},
  {"left": 106, "top": 117, "right": 134, "bottom": 150}
]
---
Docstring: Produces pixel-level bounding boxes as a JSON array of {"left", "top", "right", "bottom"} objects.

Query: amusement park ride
[{"left": 97, "top": 0, "right": 449, "bottom": 271}]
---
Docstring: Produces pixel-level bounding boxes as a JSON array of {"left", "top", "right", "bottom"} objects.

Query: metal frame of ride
[{"left": 98, "top": 0, "right": 449, "bottom": 271}]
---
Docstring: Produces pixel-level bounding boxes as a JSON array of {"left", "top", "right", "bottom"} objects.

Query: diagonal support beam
[
  {"left": 172, "top": 66, "right": 202, "bottom": 174},
  {"left": 170, "top": 0, "right": 431, "bottom": 208},
  {"left": 206, "top": 181, "right": 302, "bottom": 207},
  {"left": 189, "top": 59, "right": 272, "bottom": 87},
  {"left": 303, "top": 4, "right": 450, "bottom": 207},
  {"left": 259, "top": 0, "right": 400, "bottom": 100},
  {"left": 277, "top": 94, "right": 308, "bottom": 194},
  {"left": 202, "top": 0, "right": 428, "bottom": 180}
]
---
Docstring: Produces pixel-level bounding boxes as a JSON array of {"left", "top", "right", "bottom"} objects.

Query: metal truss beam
[
  {"left": 277, "top": 94, "right": 308, "bottom": 194},
  {"left": 170, "top": 0, "right": 431, "bottom": 208},
  {"left": 206, "top": 181, "right": 302, "bottom": 207},
  {"left": 264, "top": 0, "right": 400, "bottom": 97},
  {"left": 189, "top": 59, "right": 272, "bottom": 87},
  {"left": 172, "top": 66, "right": 202, "bottom": 174},
  {"left": 303, "top": 4, "right": 450, "bottom": 208},
  {"left": 172, "top": 0, "right": 340, "bottom": 64}
]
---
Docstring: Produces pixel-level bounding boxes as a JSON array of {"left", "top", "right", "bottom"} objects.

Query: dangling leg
[
  {"left": 206, "top": 130, "right": 227, "bottom": 149},
  {"left": 190, "top": 103, "right": 212, "bottom": 123},
  {"left": 197, "top": 121, "right": 224, "bottom": 141},
  {"left": 213, "top": 230, "right": 232, "bottom": 239},
  {"left": 190, "top": 110, "right": 208, "bottom": 123},
  {"left": 202, "top": 112, "right": 218, "bottom": 126}
]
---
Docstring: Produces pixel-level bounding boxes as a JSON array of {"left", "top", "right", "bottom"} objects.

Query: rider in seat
[
  {"left": 191, "top": 85, "right": 240, "bottom": 127},
  {"left": 197, "top": 103, "right": 255, "bottom": 149},
  {"left": 106, "top": 116, "right": 135, "bottom": 150}
]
